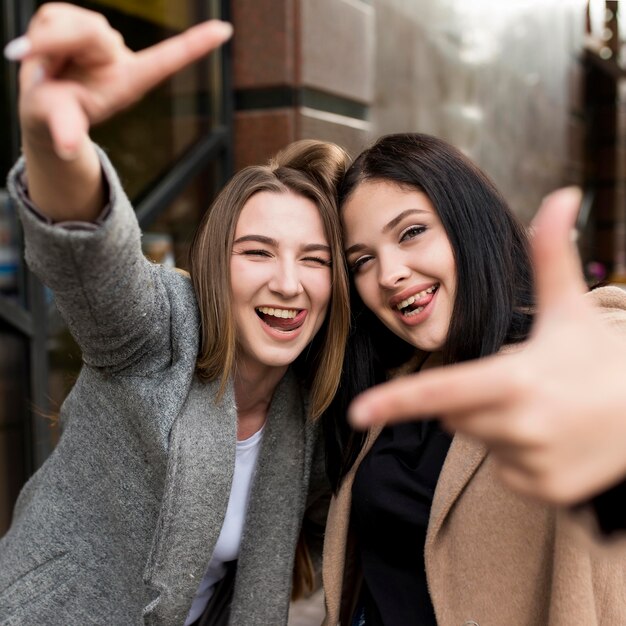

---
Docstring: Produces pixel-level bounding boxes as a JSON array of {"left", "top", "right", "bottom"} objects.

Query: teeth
[
  {"left": 403, "top": 305, "right": 425, "bottom": 317},
  {"left": 257, "top": 306, "right": 298, "bottom": 319},
  {"left": 396, "top": 285, "right": 438, "bottom": 311}
]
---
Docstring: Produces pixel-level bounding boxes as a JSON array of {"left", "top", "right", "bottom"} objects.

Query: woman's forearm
[{"left": 21, "top": 133, "right": 105, "bottom": 223}]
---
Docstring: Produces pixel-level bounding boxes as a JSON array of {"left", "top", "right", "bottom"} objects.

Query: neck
[
  {"left": 233, "top": 361, "right": 288, "bottom": 440},
  {"left": 421, "top": 351, "right": 443, "bottom": 370}
]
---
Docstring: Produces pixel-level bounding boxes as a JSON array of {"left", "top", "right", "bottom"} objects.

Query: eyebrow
[
  {"left": 382, "top": 209, "right": 430, "bottom": 233},
  {"left": 233, "top": 235, "right": 331, "bottom": 253},
  {"left": 345, "top": 208, "right": 430, "bottom": 256},
  {"left": 233, "top": 235, "right": 277, "bottom": 246}
]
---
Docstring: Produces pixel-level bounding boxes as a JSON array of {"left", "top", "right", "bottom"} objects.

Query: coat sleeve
[
  {"left": 7, "top": 147, "right": 173, "bottom": 375},
  {"left": 568, "top": 286, "right": 626, "bottom": 543}
]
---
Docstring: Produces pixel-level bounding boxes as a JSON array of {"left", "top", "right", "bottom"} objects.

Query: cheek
[
  {"left": 353, "top": 275, "right": 379, "bottom": 309},
  {"left": 230, "top": 258, "right": 267, "bottom": 290},
  {"left": 229, "top": 260, "right": 259, "bottom": 310},
  {"left": 443, "top": 251, "right": 457, "bottom": 299},
  {"left": 310, "top": 270, "right": 332, "bottom": 310}
]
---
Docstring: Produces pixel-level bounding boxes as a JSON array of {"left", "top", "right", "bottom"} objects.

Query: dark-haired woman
[
  {"left": 321, "top": 133, "right": 626, "bottom": 625},
  {"left": 0, "top": 5, "right": 349, "bottom": 625}
]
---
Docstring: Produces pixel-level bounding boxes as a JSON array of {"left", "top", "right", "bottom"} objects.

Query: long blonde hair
[{"left": 188, "top": 140, "right": 350, "bottom": 418}]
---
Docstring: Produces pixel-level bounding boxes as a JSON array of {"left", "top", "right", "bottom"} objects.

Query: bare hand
[
  {"left": 349, "top": 188, "right": 626, "bottom": 505},
  {"left": 5, "top": 2, "right": 232, "bottom": 159}
]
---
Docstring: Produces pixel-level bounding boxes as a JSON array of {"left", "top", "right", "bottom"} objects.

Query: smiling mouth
[
  {"left": 255, "top": 307, "right": 306, "bottom": 331},
  {"left": 395, "top": 284, "right": 439, "bottom": 317}
]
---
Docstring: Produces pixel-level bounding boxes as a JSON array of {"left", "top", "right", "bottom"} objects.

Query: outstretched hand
[
  {"left": 349, "top": 187, "right": 626, "bottom": 505},
  {"left": 5, "top": 2, "right": 232, "bottom": 159}
]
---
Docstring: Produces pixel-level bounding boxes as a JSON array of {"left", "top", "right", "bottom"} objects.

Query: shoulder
[
  {"left": 151, "top": 266, "right": 201, "bottom": 358},
  {"left": 586, "top": 286, "right": 626, "bottom": 333},
  {"left": 586, "top": 285, "right": 626, "bottom": 309},
  {"left": 158, "top": 266, "right": 197, "bottom": 308}
]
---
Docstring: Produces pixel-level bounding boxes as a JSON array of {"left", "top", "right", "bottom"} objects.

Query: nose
[
  {"left": 377, "top": 249, "right": 410, "bottom": 289},
  {"left": 268, "top": 258, "right": 304, "bottom": 298}
]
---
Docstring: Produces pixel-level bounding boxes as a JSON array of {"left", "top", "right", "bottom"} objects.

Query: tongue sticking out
[
  {"left": 258, "top": 309, "right": 306, "bottom": 331},
  {"left": 410, "top": 293, "right": 433, "bottom": 310}
]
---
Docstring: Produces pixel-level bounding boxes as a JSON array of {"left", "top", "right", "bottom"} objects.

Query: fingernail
[
  {"left": 4, "top": 36, "right": 31, "bottom": 61},
  {"left": 569, "top": 228, "right": 579, "bottom": 243},
  {"left": 214, "top": 21, "right": 234, "bottom": 40}
]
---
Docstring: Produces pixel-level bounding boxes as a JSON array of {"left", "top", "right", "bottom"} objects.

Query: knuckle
[
  {"left": 94, "top": 13, "right": 111, "bottom": 29},
  {"left": 90, "top": 14, "right": 111, "bottom": 38},
  {"left": 510, "top": 414, "right": 546, "bottom": 447},
  {"left": 33, "top": 2, "right": 71, "bottom": 23},
  {"left": 507, "top": 366, "right": 534, "bottom": 399},
  {"left": 112, "top": 31, "right": 125, "bottom": 47},
  {"left": 418, "top": 379, "right": 440, "bottom": 408},
  {"left": 34, "top": 4, "right": 54, "bottom": 22}
]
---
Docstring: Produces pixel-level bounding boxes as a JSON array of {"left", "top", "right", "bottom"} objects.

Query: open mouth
[
  {"left": 395, "top": 284, "right": 439, "bottom": 317},
  {"left": 255, "top": 306, "right": 306, "bottom": 331}
]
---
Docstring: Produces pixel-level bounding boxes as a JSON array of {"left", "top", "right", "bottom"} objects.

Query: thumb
[{"left": 530, "top": 187, "right": 587, "bottom": 316}]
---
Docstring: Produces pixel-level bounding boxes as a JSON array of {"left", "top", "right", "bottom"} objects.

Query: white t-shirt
[{"left": 184, "top": 426, "right": 265, "bottom": 625}]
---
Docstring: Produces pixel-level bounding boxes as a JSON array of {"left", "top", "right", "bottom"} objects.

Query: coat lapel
[
  {"left": 422, "top": 350, "right": 490, "bottom": 550},
  {"left": 229, "top": 370, "right": 313, "bottom": 626},
  {"left": 143, "top": 376, "right": 237, "bottom": 625},
  {"left": 425, "top": 432, "right": 487, "bottom": 556}
]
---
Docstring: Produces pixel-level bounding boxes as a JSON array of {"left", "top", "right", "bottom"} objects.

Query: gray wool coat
[{"left": 0, "top": 153, "right": 329, "bottom": 625}]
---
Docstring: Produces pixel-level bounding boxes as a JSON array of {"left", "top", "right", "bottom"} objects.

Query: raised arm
[
  {"left": 6, "top": 2, "right": 232, "bottom": 221},
  {"left": 349, "top": 188, "right": 626, "bottom": 508},
  {"left": 5, "top": 4, "right": 232, "bottom": 371}
]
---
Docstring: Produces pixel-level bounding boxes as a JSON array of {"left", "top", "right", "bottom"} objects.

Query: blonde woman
[{"left": 0, "top": 5, "right": 349, "bottom": 624}]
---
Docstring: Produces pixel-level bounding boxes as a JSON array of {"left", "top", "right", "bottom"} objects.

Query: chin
[{"left": 257, "top": 349, "right": 302, "bottom": 369}]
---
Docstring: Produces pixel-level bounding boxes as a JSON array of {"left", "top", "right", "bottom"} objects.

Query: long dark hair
[{"left": 323, "top": 133, "right": 535, "bottom": 490}]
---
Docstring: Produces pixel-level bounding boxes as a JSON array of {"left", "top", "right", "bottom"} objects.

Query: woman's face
[
  {"left": 230, "top": 190, "right": 332, "bottom": 374},
  {"left": 342, "top": 180, "right": 456, "bottom": 353}
]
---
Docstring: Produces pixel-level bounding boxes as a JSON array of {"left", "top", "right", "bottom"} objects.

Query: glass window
[
  {"left": 63, "top": 0, "right": 224, "bottom": 202},
  {"left": 0, "top": 39, "right": 11, "bottom": 184},
  {"left": 0, "top": 327, "right": 29, "bottom": 536},
  {"left": 0, "top": 190, "right": 20, "bottom": 302}
]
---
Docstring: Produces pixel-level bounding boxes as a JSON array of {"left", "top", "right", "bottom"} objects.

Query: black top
[
  {"left": 351, "top": 421, "right": 452, "bottom": 625},
  {"left": 589, "top": 478, "right": 626, "bottom": 535}
]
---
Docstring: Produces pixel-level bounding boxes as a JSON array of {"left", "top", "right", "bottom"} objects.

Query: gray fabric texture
[{"left": 0, "top": 150, "right": 329, "bottom": 625}]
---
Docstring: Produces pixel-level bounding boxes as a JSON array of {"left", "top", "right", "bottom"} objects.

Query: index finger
[
  {"left": 131, "top": 20, "right": 232, "bottom": 95},
  {"left": 348, "top": 353, "right": 517, "bottom": 428}
]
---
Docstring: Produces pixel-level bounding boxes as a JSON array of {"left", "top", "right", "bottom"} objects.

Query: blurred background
[{"left": 0, "top": 0, "right": 622, "bottom": 583}]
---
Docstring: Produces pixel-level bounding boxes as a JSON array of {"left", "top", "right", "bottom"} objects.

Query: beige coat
[{"left": 322, "top": 287, "right": 626, "bottom": 626}]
